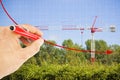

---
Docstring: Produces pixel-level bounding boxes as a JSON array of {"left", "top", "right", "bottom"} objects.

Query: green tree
[
  {"left": 37, "top": 40, "right": 57, "bottom": 65},
  {"left": 62, "top": 39, "right": 87, "bottom": 65},
  {"left": 109, "top": 44, "right": 120, "bottom": 63},
  {"left": 85, "top": 39, "right": 109, "bottom": 64}
]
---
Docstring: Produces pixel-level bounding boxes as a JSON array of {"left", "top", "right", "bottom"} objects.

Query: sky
[{"left": 0, "top": 0, "right": 120, "bottom": 47}]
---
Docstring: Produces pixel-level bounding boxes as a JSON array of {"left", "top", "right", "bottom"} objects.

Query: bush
[{"left": 2, "top": 64, "right": 120, "bottom": 80}]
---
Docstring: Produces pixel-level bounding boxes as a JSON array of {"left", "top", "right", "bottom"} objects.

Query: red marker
[{"left": 10, "top": 25, "right": 40, "bottom": 40}]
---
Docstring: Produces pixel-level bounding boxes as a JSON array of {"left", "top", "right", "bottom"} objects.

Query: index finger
[{"left": 19, "top": 24, "right": 43, "bottom": 36}]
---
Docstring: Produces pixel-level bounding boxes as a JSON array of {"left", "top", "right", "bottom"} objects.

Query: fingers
[
  {"left": 18, "top": 24, "right": 44, "bottom": 61},
  {"left": 18, "top": 24, "right": 43, "bottom": 46},
  {"left": 18, "top": 38, "right": 44, "bottom": 61},
  {"left": 2, "top": 26, "right": 21, "bottom": 38},
  {"left": 19, "top": 37, "right": 32, "bottom": 46},
  {"left": 19, "top": 24, "right": 43, "bottom": 36},
  {"left": 4, "top": 24, "right": 43, "bottom": 39},
  {"left": 8, "top": 24, "right": 43, "bottom": 46}
]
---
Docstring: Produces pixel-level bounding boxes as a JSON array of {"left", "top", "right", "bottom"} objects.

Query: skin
[{"left": 0, "top": 24, "right": 44, "bottom": 79}]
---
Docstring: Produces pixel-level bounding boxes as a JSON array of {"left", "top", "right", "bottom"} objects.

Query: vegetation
[{"left": 2, "top": 39, "right": 120, "bottom": 80}]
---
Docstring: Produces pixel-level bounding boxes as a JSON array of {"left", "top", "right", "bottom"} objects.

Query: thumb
[{"left": 19, "top": 38, "right": 44, "bottom": 61}]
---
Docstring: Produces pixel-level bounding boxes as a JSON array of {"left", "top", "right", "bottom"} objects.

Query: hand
[{"left": 0, "top": 24, "right": 44, "bottom": 79}]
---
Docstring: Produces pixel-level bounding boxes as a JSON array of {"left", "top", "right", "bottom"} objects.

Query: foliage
[
  {"left": 2, "top": 64, "right": 120, "bottom": 80},
  {"left": 1, "top": 39, "right": 120, "bottom": 80}
]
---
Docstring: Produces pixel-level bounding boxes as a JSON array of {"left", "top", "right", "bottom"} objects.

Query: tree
[
  {"left": 36, "top": 40, "right": 58, "bottom": 65},
  {"left": 85, "top": 39, "right": 109, "bottom": 63},
  {"left": 109, "top": 44, "right": 120, "bottom": 63},
  {"left": 62, "top": 39, "right": 87, "bottom": 65}
]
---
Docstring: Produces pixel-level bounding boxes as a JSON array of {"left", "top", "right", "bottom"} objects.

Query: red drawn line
[{"left": 0, "top": 0, "right": 112, "bottom": 54}]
